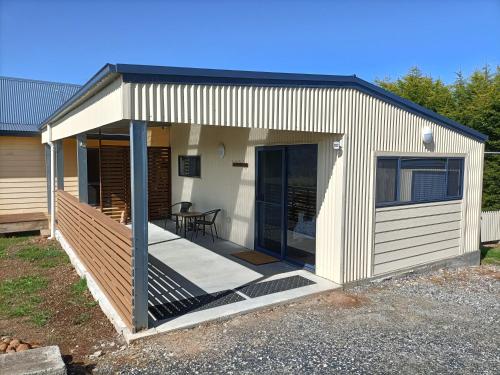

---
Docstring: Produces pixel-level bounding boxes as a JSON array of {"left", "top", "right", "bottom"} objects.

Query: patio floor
[{"left": 131, "top": 222, "right": 339, "bottom": 341}]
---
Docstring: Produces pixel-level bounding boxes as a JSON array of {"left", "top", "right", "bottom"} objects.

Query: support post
[
  {"left": 44, "top": 144, "right": 51, "bottom": 215},
  {"left": 130, "top": 120, "right": 149, "bottom": 332},
  {"left": 76, "top": 133, "right": 88, "bottom": 203},
  {"left": 46, "top": 125, "right": 56, "bottom": 239},
  {"left": 56, "top": 140, "right": 64, "bottom": 190}
]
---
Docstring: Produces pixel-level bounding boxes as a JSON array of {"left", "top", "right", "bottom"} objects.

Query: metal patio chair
[
  {"left": 192, "top": 209, "right": 221, "bottom": 242},
  {"left": 166, "top": 201, "right": 192, "bottom": 233}
]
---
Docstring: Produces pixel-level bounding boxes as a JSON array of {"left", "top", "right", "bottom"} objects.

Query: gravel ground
[{"left": 95, "top": 266, "right": 499, "bottom": 374}]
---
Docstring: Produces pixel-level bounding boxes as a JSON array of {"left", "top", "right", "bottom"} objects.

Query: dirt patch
[
  {"left": 317, "top": 290, "right": 369, "bottom": 308},
  {"left": 0, "top": 236, "right": 122, "bottom": 371},
  {"left": 475, "top": 266, "right": 500, "bottom": 280}
]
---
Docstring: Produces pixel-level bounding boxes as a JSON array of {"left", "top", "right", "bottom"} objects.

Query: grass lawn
[
  {"left": 0, "top": 234, "right": 118, "bottom": 366},
  {"left": 481, "top": 244, "right": 500, "bottom": 265},
  {"left": 0, "top": 235, "right": 68, "bottom": 326}
]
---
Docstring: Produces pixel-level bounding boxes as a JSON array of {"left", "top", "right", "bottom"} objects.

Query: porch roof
[{"left": 40, "top": 63, "right": 487, "bottom": 142}]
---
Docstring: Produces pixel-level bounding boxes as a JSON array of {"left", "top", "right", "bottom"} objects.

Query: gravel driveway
[{"left": 95, "top": 266, "right": 499, "bottom": 374}]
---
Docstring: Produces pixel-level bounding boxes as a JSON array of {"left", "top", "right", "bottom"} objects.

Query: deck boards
[{"left": 0, "top": 212, "right": 48, "bottom": 234}]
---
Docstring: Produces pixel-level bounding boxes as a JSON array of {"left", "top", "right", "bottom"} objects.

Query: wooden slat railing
[{"left": 56, "top": 190, "right": 133, "bottom": 329}]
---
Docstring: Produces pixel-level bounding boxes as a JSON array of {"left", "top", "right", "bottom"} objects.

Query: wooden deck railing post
[
  {"left": 76, "top": 133, "right": 88, "bottom": 203},
  {"left": 130, "top": 120, "right": 149, "bottom": 332}
]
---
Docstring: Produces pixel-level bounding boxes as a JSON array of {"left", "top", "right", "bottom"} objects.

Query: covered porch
[{"left": 41, "top": 65, "right": 345, "bottom": 335}]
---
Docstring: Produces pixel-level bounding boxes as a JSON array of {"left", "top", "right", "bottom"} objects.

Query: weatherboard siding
[
  {"left": 0, "top": 136, "right": 78, "bottom": 215},
  {"left": 373, "top": 201, "right": 462, "bottom": 275}
]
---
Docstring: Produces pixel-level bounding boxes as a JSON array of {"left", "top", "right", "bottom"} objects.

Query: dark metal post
[
  {"left": 130, "top": 120, "right": 148, "bottom": 332},
  {"left": 56, "top": 140, "right": 64, "bottom": 190},
  {"left": 44, "top": 144, "right": 52, "bottom": 214},
  {"left": 76, "top": 133, "right": 88, "bottom": 203}
]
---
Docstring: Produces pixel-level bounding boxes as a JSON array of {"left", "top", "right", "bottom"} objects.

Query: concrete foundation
[{"left": 345, "top": 250, "right": 481, "bottom": 288}]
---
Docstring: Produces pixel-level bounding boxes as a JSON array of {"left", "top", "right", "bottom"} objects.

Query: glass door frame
[
  {"left": 254, "top": 144, "right": 317, "bottom": 270},
  {"left": 255, "top": 145, "right": 286, "bottom": 261}
]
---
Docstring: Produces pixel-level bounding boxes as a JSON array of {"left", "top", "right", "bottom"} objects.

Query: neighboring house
[
  {"left": 39, "top": 64, "right": 486, "bottom": 333},
  {"left": 0, "top": 76, "right": 80, "bottom": 233}
]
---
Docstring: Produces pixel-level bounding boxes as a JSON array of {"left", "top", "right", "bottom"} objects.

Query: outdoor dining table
[{"left": 171, "top": 211, "right": 204, "bottom": 238}]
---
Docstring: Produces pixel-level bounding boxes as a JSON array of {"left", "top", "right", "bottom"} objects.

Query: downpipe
[{"left": 47, "top": 125, "right": 56, "bottom": 239}]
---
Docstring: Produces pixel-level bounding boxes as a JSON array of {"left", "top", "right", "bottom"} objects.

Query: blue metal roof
[
  {"left": 0, "top": 76, "right": 80, "bottom": 135},
  {"left": 40, "top": 64, "right": 488, "bottom": 142}
]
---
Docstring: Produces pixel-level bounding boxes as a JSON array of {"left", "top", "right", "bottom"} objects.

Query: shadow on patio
[{"left": 145, "top": 222, "right": 337, "bottom": 330}]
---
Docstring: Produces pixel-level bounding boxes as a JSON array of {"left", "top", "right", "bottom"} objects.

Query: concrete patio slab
[
  {"left": 147, "top": 222, "right": 180, "bottom": 244},
  {"left": 148, "top": 223, "right": 263, "bottom": 294},
  {"left": 117, "top": 223, "right": 340, "bottom": 342},
  {"left": 126, "top": 269, "right": 340, "bottom": 343}
]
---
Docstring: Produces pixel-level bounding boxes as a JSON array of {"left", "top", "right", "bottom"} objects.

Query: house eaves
[{"left": 39, "top": 63, "right": 488, "bottom": 142}]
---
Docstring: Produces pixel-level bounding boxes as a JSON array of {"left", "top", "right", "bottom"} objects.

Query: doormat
[{"left": 231, "top": 251, "right": 280, "bottom": 265}]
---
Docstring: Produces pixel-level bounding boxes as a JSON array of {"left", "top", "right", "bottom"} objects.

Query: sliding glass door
[
  {"left": 255, "top": 144, "right": 318, "bottom": 267},
  {"left": 285, "top": 144, "right": 317, "bottom": 266},
  {"left": 255, "top": 147, "right": 285, "bottom": 258}
]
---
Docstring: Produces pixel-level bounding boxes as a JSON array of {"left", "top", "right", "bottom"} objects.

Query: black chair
[
  {"left": 166, "top": 201, "right": 192, "bottom": 232},
  {"left": 192, "top": 209, "right": 221, "bottom": 242}
]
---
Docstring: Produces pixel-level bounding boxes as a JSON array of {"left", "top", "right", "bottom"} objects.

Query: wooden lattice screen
[
  {"left": 147, "top": 147, "right": 172, "bottom": 219},
  {"left": 100, "top": 146, "right": 131, "bottom": 221},
  {"left": 99, "top": 146, "right": 171, "bottom": 222}
]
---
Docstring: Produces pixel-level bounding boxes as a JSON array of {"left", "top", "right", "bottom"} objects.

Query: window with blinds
[
  {"left": 178, "top": 155, "right": 201, "bottom": 178},
  {"left": 375, "top": 157, "right": 464, "bottom": 207}
]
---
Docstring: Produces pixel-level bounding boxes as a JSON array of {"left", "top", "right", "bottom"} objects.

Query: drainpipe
[{"left": 47, "top": 125, "right": 56, "bottom": 239}]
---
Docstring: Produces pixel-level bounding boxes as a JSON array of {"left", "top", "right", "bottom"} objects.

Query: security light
[{"left": 422, "top": 127, "right": 433, "bottom": 144}]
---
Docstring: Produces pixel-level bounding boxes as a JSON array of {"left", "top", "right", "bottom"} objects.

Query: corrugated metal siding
[
  {"left": 128, "top": 83, "right": 346, "bottom": 133},
  {"left": 481, "top": 211, "right": 500, "bottom": 243},
  {"left": 342, "top": 91, "right": 483, "bottom": 283},
  {"left": 128, "top": 83, "right": 484, "bottom": 283},
  {"left": 0, "top": 76, "right": 80, "bottom": 133}
]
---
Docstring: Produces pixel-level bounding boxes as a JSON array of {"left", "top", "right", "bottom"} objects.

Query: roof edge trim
[
  {"left": 39, "top": 64, "right": 488, "bottom": 142},
  {"left": 38, "top": 63, "right": 118, "bottom": 130}
]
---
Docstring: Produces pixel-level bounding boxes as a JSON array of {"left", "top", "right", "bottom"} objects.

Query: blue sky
[{"left": 0, "top": 0, "right": 498, "bottom": 85}]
